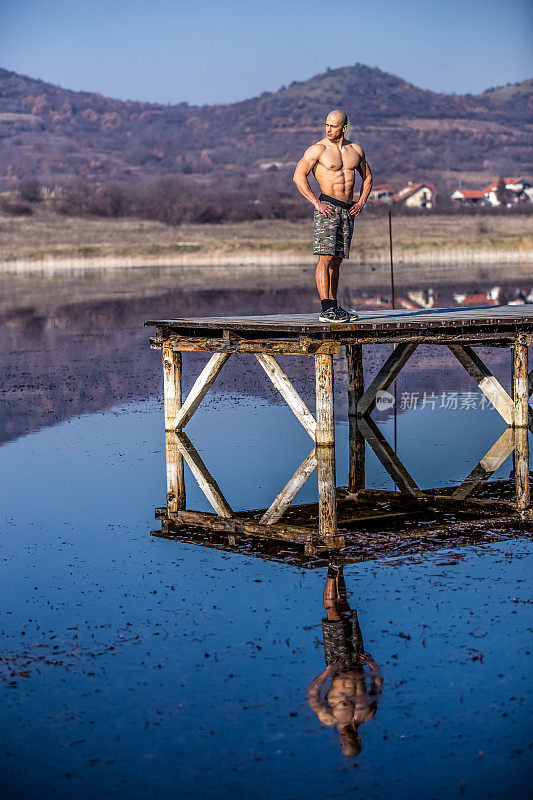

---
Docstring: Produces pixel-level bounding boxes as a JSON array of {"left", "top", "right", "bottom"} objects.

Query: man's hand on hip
[
  {"left": 314, "top": 200, "right": 335, "bottom": 217},
  {"left": 349, "top": 201, "right": 364, "bottom": 216}
]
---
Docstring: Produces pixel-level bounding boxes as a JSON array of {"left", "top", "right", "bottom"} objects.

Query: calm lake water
[{"left": 1, "top": 268, "right": 532, "bottom": 798}]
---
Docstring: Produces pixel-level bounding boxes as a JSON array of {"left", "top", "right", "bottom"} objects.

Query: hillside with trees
[{"left": 0, "top": 63, "right": 531, "bottom": 220}]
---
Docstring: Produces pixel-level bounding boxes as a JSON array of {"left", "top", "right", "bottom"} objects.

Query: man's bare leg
[
  {"left": 323, "top": 569, "right": 342, "bottom": 621},
  {"left": 316, "top": 254, "right": 342, "bottom": 302},
  {"left": 328, "top": 256, "right": 342, "bottom": 302}
]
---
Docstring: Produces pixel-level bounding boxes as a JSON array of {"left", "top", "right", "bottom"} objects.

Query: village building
[
  {"left": 483, "top": 177, "right": 532, "bottom": 206},
  {"left": 451, "top": 189, "right": 490, "bottom": 207},
  {"left": 393, "top": 181, "right": 436, "bottom": 209},
  {"left": 368, "top": 184, "right": 394, "bottom": 205}
]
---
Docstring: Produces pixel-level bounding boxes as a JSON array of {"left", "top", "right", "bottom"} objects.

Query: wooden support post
[
  {"left": 346, "top": 344, "right": 365, "bottom": 492},
  {"left": 315, "top": 354, "right": 335, "bottom": 446},
  {"left": 174, "top": 432, "right": 233, "bottom": 518},
  {"left": 315, "top": 354, "right": 338, "bottom": 542},
  {"left": 514, "top": 426, "right": 530, "bottom": 516},
  {"left": 165, "top": 431, "right": 186, "bottom": 512},
  {"left": 513, "top": 339, "right": 530, "bottom": 515},
  {"left": 255, "top": 354, "right": 317, "bottom": 440},
  {"left": 260, "top": 449, "right": 318, "bottom": 525},
  {"left": 317, "top": 445, "right": 339, "bottom": 543},
  {"left": 513, "top": 339, "right": 529, "bottom": 427},
  {"left": 357, "top": 343, "right": 417, "bottom": 417},
  {"left": 163, "top": 348, "right": 185, "bottom": 511},
  {"left": 163, "top": 346, "right": 182, "bottom": 430},
  {"left": 174, "top": 352, "right": 230, "bottom": 430}
]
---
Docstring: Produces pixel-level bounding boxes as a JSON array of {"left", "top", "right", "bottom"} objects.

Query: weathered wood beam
[
  {"left": 174, "top": 432, "right": 233, "bottom": 518},
  {"left": 166, "top": 508, "right": 345, "bottom": 549},
  {"left": 513, "top": 343, "right": 530, "bottom": 515},
  {"left": 165, "top": 431, "right": 186, "bottom": 512},
  {"left": 357, "top": 416, "right": 422, "bottom": 496},
  {"left": 357, "top": 343, "right": 417, "bottom": 416},
  {"left": 174, "top": 352, "right": 230, "bottom": 430},
  {"left": 339, "top": 486, "right": 515, "bottom": 509},
  {"left": 260, "top": 449, "right": 318, "bottom": 525},
  {"left": 514, "top": 426, "right": 530, "bottom": 515},
  {"left": 513, "top": 340, "right": 529, "bottom": 427},
  {"left": 255, "top": 353, "right": 317, "bottom": 440},
  {"left": 346, "top": 344, "right": 365, "bottom": 491},
  {"left": 317, "top": 444, "right": 338, "bottom": 541},
  {"left": 152, "top": 335, "right": 340, "bottom": 355},
  {"left": 163, "top": 348, "right": 185, "bottom": 510},
  {"left": 448, "top": 344, "right": 514, "bottom": 425},
  {"left": 451, "top": 427, "right": 514, "bottom": 500},
  {"left": 163, "top": 346, "right": 182, "bottom": 430},
  {"left": 315, "top": 353, "right": 335, "bottom": 446}
]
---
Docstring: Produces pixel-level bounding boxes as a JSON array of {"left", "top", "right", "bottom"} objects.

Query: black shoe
[
  {"left": 337, "top": 304, "right": 358, "bottom": 320},
  {"left": 318, "top": 305, "right": 351, "bottom": 323}
]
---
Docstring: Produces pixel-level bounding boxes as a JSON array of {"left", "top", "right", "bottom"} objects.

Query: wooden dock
[{"left": 146, "top": 305, "right": 532, "bottom": 554}]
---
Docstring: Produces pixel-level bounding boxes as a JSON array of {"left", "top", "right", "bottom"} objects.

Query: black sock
[{"left": 321, "top": 299, "right": 334, "bottom": 311}]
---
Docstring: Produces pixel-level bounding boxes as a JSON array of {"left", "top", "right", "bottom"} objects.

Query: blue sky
[{"left": 1, "top": 0, "right": 531, "bottom": 105}]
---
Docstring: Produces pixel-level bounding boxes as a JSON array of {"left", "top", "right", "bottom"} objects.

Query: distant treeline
[
  {"left": 2, "top": 176, "right": 531, "bottom": 224},
  {"left": 52, "top": 177, "right": 310, "bottom": 224}
]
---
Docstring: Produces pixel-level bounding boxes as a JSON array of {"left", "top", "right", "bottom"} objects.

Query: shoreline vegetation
[{"left": 0, "top": 209, "right": 531, "bottom": 274}]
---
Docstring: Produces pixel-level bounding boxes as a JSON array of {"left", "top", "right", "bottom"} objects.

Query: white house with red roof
[
  {"left": 393, "top": 181, "right": 436, "bottom": 209},
  {"left": 368, "top": 184, "right": 394, "bottom": 205},
  {"left": 451, "top": 189, "right": 490, "bottom": 207}
]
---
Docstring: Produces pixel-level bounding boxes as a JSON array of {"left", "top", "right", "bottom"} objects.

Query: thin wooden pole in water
[
  {"left": 389, "top": 209, "right": 398, "bottom": 474},
  {"left": 388, "top": 209, "right": 396, "bottom": 311}
]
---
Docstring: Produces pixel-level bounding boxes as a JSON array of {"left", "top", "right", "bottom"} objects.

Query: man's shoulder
[
  {"left": 344, "top": 139, "right": 364, "bottom": 154},
  {"left": 307, "top": 140, "right": 327, "bottom": 153},
  {"left": 301, "top": 141, "right": 327, "bottom": 162}
]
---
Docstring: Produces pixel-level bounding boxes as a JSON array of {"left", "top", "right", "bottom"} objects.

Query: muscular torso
[
  {"left": 312, "top": 138, "right": 363, "bottom": 203},
  {"left": 319, "top": 669, "right": 377, "bottom": 728}
]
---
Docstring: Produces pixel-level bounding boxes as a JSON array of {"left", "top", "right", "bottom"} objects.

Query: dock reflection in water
[
  {"left": 307, "top": 564, "right": 382, "bottom": 758},
  {"left": 1, "top": 269, "right": 532, "bottom": 798}
]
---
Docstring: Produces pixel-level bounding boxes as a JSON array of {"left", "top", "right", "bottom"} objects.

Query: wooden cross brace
[
  {"left": 162, "top": 347, "right": 339, "bottom": 539},
  {"left": 163, "top": 348, "right": 335, "bottom": 446},
  {"left": 167, "top": 432, "right": 337, "bottom": 538},
  {"left": 355, "top": 418, "right": 522, "bottom": 506}
]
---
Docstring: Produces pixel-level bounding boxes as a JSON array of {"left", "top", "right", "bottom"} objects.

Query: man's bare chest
[{"left": 317, "top": 148, "right": 360, "bottom": 173}]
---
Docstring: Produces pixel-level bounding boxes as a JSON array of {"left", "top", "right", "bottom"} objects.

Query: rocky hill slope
[{"left": 0, "top": 63, "right": 531, "bottom": 190}]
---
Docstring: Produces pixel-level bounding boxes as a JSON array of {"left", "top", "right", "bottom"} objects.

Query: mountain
[{"left": 0, "top": 63, "right": 531, "bottom": 191}]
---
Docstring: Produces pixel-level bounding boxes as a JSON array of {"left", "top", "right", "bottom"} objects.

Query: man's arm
[
  {"left": 350, "top": 149, "right": 373, "bottom": 217},
  {"left": 360, "top": 651, "right": 383, "bottom": 695},
  {"left": 293, "top": 145, "right": 334, "bottom": 218},
  {"left": 306, "top": 664, "right": 337, "bottom": 725}
]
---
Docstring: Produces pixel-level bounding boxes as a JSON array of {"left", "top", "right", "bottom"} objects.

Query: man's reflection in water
[{"left": 307, "top": 564, "right": 383, "bottom": 757}]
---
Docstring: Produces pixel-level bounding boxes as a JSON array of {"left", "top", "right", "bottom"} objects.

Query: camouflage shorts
[{"left": 313, "top": 203, "right": 354, "bottom": 259}]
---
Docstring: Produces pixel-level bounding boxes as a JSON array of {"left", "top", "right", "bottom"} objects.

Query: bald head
[
  {"left": 327, "top": 109, "right": 348, "bottom": 127},
  {"left": 324, "top": 110, "right": 348, "bottom": 143}
]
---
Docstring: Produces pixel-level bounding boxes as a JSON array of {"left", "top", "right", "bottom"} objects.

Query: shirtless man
[
  {"left": 307, "top": 564, "right": 383, "bottom": 757},
  {"left": 293, "top": 110, "right": 372, "bottom": 322}
]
